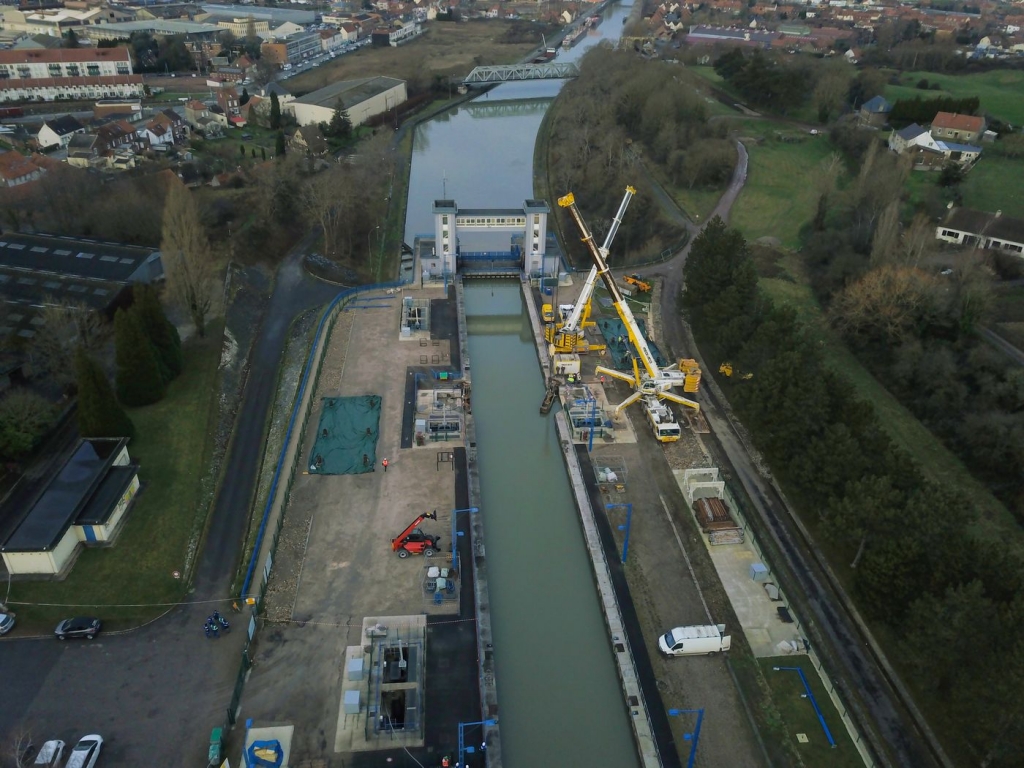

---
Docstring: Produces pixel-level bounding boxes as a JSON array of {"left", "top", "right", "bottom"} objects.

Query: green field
[
  {"left": 760, "top": 657, "right": 864, "bottom": 768},
  {"left": 9, "top": 323, "right": 225, "bottom": 630},
  {"left": 902, "top": 151, "right": 1024, "bottom": 220},
  {"left": 759, "top": 260, "right": 1018, "bottom": 549},
  {"left": 885, "top": 69, "right": 1024, "bottom": 124},
  {"left": 731, "top": 134, "right": 836, "bottom": 249}
]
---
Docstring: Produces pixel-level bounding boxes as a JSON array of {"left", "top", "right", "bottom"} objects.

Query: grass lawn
[
  {"left": 759, "top": 260, "right": 1019, "bottom": 552},
  {"left": 731, "top": 136, "right": 836, "bottom": 248},
  {"left": 759, "top": 657, "right": 864, "bottom": 768},
  {"left": 885, "top": 70, "right": 1024, "bottom": 124},
  {"left": 9, "top": 323, "right": 225, "bottom": 631},
  {"left": 959, "top": 154, "right": 1024, "bottom": 219}
]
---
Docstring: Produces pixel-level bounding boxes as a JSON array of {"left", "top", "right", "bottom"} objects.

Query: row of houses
[{"left": 0, "top": 47, "right": 142, "bottom": 104}]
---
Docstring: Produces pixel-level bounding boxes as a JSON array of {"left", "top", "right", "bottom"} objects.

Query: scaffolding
[
  {"left": 564, "top": 385, "right": 614, "bottom": 444},
  {"left": 401, "top": 296, "right": 431, "bottom": 338}
]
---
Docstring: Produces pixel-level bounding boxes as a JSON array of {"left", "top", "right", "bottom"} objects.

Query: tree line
[
  {"left": 888, "top": 95, "right": 981, "bottom": 128},
  {"left": 547, "top": 46, "right": 734, "bottom": 266},
  {"left": 683, "top": 219, "right": 1024, "bottom": 766}
]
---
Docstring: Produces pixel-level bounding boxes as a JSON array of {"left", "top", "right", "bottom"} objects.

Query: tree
[
  {"left": 0, "top": 390, "right": 58, "bottom": 461},
  {"left": 275, "top": 130, "right": 286, "bottom": 157},
  {"left": 133, "top": 283, "right": 182, "bottom": 382},
  {"left": 326, "top": 100, "right": 353, "bottom": 140},
  {"left": 830, "top": 265, "right": 941, "bottom": 345},
  {"left": 75, "top": 349, "right": 134, "bottom": 439},
  {"left": 261, "top": 147, "right": 266, "bottom": 161},
  {"left": 240, "top": 143, "right": 246, "bottom": 157},
  {"left": 240, "top": 87, "right": 250, "bottom": 106},
  {"left": 115, "top": 308, "right": 166, "bottom": 407},
  {"left": 63, "top": 29, "right": 80, "bottom": 49},
  {"left": 26, "top": 299, "right": 104, "bottom": 390},
  {"left": 269, "top": 91, "right": 281, "bottom": 129},
  {"left": 160, "top": 182, "right": 215, "bottom": 337},
  {"left": 938, "top": 161, "right": 965, "bottom": 188}
]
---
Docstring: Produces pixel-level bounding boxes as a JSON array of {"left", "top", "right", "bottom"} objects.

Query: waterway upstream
[{"left": 403, "top": 4, "right": 642, "bottom": 766}]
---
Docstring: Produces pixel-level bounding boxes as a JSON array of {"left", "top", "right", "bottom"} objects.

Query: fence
[
  {"left": 226, "top": 277, "right": 409, "bottom": 727},
  {"left": 718, "top": 478, "right": 878, "bottom": 768}
]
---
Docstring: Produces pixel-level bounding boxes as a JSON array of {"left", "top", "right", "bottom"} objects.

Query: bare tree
[
  {"left": 303, "top": 166, "right": 351, "bottom": 258},
  {"left": 160, "top": 183, "right": 215, "bottom": 337},
  {"left": 2, "top": 723, "right": 36, "bottom": 768},
  {"left": 870, "top": 200, "right": 901, "bottom": 265},
  {"left": 26, "top": 298, "right": 104, "bottom": 389}
]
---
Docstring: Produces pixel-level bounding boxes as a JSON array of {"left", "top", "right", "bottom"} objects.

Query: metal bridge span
[{"left": 462, "top": 61, "right": 580, "bottom": 86}]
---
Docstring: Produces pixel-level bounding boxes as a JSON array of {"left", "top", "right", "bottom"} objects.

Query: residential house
[
  {"left": 215, "top": 86, "right": 241, "bottom": 119},
  {"left": 0, "top": 151, "right": 45, "bottom": 187},
  {"left": 935, "top": 208, "right": 1024, "bottom": 256},
  {"left": 858, "top": 95, "right": 892, "bottom": 127},
  {"left": 320, "top": 28, "right": 345, "bottom": 53},
  {"left": 184, "top": 100, "right": 212, "bottom": 130},
  {"left": 65, "top": 133, "right": 103, "bottom": 168},
  {"left": 37, "top": 115, "right": 85, "bottom": 150},
  {"left": 338, "top": 23, "right": 359, "bottom": 43},
  {"left": 930, "top": 112, "right": 986, "bottom": 144},
  {"left": 96, "top": 120, "right": 140, "bottom": 154},
  {"left": 289, "top": 124, "right": 328, "bottom": 156},
  {"left": 141, "top": 109, "right": 189, "bottom": 148},
  {"left": 889, "top": 123, "right": 981, "bottom": 170},
  {"left": 371, "top": 21, "right": 421, "bottom": 47}
]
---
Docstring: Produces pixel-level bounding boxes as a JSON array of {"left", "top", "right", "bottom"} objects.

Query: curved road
[
  {"left": 633, "top": 141, "right": 938, "bottom": 767},
  {"left": 0, "top": 237, "right": 340, "bottom": 764}
]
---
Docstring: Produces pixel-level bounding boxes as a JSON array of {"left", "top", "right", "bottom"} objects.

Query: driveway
[{"left": 0, "top": 234, "right": 340, "bottom": 764}]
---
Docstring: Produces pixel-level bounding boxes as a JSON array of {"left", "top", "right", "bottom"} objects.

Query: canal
[{"left": 403, "top": 4, "right": 642, "bottom": 767}]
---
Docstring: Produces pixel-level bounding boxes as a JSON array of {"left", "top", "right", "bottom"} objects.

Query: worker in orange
[{"left": 382, "top": 457, "right": 389, "bottom": 473}]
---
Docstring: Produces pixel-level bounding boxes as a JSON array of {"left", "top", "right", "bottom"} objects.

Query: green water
[{"left": 465, "top": 281, "right": 639, "bottom": 767}]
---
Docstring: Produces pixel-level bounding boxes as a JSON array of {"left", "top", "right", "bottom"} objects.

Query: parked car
[
  {"left": 54, "top": 617, "right": 101, "bottom": 640},
  {"left": 33, "top": 740, "right": 65, "bottom": 767},
  {"left": 65, "top": 735, "right": 102, "bottom": 768},
  {"left": 0, "top": 611, "right": 15, "bottom": 634}
]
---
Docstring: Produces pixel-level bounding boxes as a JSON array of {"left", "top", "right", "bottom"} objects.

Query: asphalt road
[
  {"left": 0, "top": 235, "right": 339, "bottom": 763},
  {"left": 638, "top": 142, "right": 938, "bottom": 767}
]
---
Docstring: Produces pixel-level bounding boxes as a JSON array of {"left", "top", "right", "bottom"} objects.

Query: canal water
[{"left": 403, "top": 4, "right": 642, "bottom": 766}]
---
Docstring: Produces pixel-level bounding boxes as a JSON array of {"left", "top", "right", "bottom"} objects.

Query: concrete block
[
  {"left": 343, "top": 689, "right": 360, "bottom": 714},
  {"left": 348, "top": 656, "right": 364, "bottom": 682}
]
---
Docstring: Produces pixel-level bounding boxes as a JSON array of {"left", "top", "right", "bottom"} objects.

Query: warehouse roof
[
  {"left": 0, "top": 232, "right": 158, "bottom": 284},
  {"left": 291, "top": 76, "right": 405, "bottom": 110}
]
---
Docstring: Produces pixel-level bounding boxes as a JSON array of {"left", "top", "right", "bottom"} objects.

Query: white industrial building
[{"left": 287, "top": 76, "right": 406, "bottom": 128}]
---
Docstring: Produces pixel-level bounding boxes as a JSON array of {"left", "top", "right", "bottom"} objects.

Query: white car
[
  {"left": 65, "top": 735, "right": 102, "bottom": 768},
  {"left": 33, "top": 740, "right": 65, "bottom": 767},
  {"left": 0, "top": 612, "right": 14, "bottom": 634}
]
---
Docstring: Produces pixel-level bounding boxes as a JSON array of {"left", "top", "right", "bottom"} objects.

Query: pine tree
[
  {"left": 134, "top": 284, "right": 183, "bottom": 382},
  {"left": 114, "top": 308, "right": 166, "bottom": 407},
  {"left": 76, "top": 349, "right": 134, "bottom": 439},
  {"left": 275, "top": 130, "right": 286, "bottom": 157},
  {"left": 270, "top": 91, "right": 281, "bottom": 129}
]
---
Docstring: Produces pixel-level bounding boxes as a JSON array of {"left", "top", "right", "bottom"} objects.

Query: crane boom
[
  {"left": 558, "top": 188, "right": 661, "bottom": 381},
  {"left": 561, "top": 186, "right": 636, "bottom": 335}
]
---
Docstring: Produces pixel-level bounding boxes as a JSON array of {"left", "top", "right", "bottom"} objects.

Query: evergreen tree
[
  {"left": 261, "top": 147, "right": 266, "bottom": 161},
  {"left": 327, "top": 99, "right": 352, "bottom": 140},
  {"left": 134, "top": 283, "right": 183, "bottom": 382},
  {"left": 275, "top": 130, "right": 286, "bottom": 157},
  {"left": 75, "top": 348, "right": 134, "bottom": 439},
  {"left": 270, "top": 91, "right": 281, "bottom": 129},
  {"left": 114, "top": 308, "right": 166, "bottom": 407}
]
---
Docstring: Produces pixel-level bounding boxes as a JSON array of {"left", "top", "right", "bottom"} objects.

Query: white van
[
  {"left": 282, "top": 63, "right": 292, "bottom": 71},
  {"left": 659, "top": 624, "right": 731, "bottom": 656}
]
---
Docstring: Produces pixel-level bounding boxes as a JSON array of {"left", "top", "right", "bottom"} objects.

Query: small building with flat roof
[
  {"left": 287, "top": 76, "right": 407, "bottom": 128},
  {"left": 1, "top": 438, "right": 139, "bottom": 578}
]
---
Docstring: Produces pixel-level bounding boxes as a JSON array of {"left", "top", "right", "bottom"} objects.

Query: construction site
[{"left": 226, "top": 179, "right": 874, "bottom": 768}]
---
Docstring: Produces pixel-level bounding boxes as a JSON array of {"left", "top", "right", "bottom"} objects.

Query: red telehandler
[{"left": 391, "top": 511, "right": 442, "bottom": 558}]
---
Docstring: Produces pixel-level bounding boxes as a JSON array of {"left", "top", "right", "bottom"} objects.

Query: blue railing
[{"left": 459, "top": 250, "right": 516, "bottom": 261}]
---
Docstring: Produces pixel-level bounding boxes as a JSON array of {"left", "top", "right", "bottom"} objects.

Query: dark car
[{"left": 54, "top": 617, "right": 101, "bottom": 640}]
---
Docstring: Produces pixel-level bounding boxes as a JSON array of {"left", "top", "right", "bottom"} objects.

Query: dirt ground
[{"left": 286, "top": 20, "right": 548, "bottom": 95}]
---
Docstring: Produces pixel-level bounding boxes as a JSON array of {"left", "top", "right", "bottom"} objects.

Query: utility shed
[{"left": 1, "top": 438, "right": 138, "bottom": 578}]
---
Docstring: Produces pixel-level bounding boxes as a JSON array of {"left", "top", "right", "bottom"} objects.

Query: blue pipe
[{"left": 775, "top": 666, "right": 836, "bottom": 748}]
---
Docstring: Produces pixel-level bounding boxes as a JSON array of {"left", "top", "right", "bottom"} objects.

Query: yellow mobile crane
[
  {"left": 558, "top": 189, "right": 699, "bottom": 442},
  {"left": 543, "top": 188, "right": 637, "bottom": 356}
]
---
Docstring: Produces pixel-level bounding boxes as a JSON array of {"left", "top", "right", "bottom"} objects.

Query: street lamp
[
  {"left": 451, "top": 506, "right": 479, "bottom": 574},
  {"left": 668, "top": 708, "right": 705, "bottom": 768},
  {"left": 457, "top": 718, "right": 496, "bottom": 767},
  {"left": 606, "top": 503, "right": 633, "bottom": 564}
]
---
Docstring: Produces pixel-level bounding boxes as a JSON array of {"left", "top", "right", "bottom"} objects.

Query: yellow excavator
[
  {"left": 559, "top": 188, "right": 699, "bottom": 443},
  {"left": 624, "top": 273, "right": 652, "bottom": 293},
  {"left": 719, "top": 362, "right": 753, "bottom": 380}
]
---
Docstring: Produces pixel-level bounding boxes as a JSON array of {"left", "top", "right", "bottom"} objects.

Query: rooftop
[
  {"left": 0, "top": 47, "right": 131, "bottom": 65},
  {"left": 0, "top": 232, "right": 158, "bottom": 284},
  {"left": 2, "top": 438, "right": 127, "bottom": 552},
  {"left": 896, "top": 123, "right": 927, "bottom": 140},
  {"left": 291, "top": 76, "right": 405, "bottom": 110},
  {"left": 944, "top": 208, "right": 1024, "bottom": 245},
  {"left": 861, "top": 95, "right": 892, "bottom": 114},
  {"left": 932, "top": 111, "right": 985, "bottom": 132}
]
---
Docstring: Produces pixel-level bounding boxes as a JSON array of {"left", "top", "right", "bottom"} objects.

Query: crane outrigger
[{"left": 558, "top": 189, "right": 699, "bottom": 442}]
